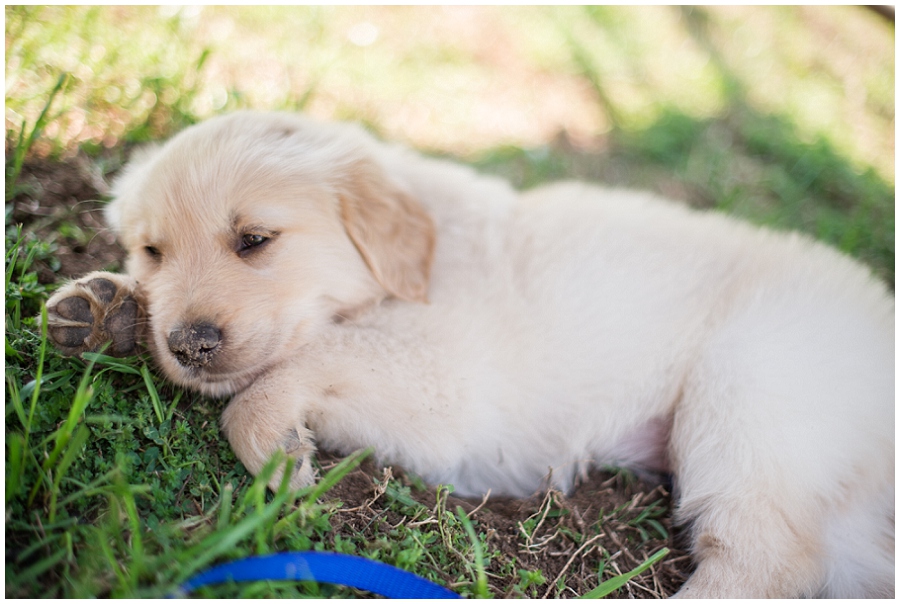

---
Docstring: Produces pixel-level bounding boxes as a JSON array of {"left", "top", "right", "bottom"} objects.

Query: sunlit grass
[{"left": 6, "top": 6, "right": 894, "bottom": 178}]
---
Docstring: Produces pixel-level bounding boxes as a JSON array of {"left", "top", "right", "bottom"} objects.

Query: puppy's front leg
[{"left": 220, "top": 377, "right": 318, "bottom": 492}]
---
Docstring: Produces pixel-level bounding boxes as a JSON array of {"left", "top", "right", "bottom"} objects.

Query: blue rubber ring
[{"left": 173, "top": 551, "right": 461, "bottom": 599}]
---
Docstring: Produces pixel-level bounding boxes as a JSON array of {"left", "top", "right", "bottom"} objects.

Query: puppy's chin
[
  {"left": 156, "top": 357, "right": 266, "bottom": 398},
  {"left": 147, "top": 331, "right": 282, "bottom": 398}
]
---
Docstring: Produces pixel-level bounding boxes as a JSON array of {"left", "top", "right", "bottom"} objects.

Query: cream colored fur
[{"left": 51, "top": 111, "right": 894, "bottom": 597}]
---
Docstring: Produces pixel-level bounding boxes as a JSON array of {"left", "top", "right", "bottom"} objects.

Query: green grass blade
[
  {"left": 174, "top": 484, "right": 296, "bottom": 585},
  {"left": 83, "top": 352, "right": 143, "bottom": 376},
  {"left": 96, "top": 526, "right": 131, "bottom": 592},
  {"left": 11, "top": 517, "right": 80, "bottom": 564},
  {"left": 579, "top": 547, "right": 669, "bottom": 598},
  {"left": 6, "top": 432, "right": 26, "bottom": 503},
  {"left": 26, "top": 304, "right": 50, "bottom": 436},
  {"left": 51, "top": 357, "right": 97, "bottom": 455},
  {"left": 83, "top": 413, "right": 137, "bottom": 425},
  {"left": 140, "top": 364, "right": 165, "bottom": 424},
  {"left": 7, "top": 72, "right": 69, "bottom": 200},
  {"left": 303, "top": 447, "right": 372, "bottom": 505},
  {"left": 18, "top": 234, "right": 43, "bottom": 281},
  {"left": 167, "top": 389, "right": 183, "bottom": 420},
  {"left": 56, "top": 467, "right": 125, "bottom": 507},
  {"left": 6, "top": 334, "right": 22, "bottom": 359},
  {"left": 28, "top": 349, "right": 97, "bottom": 506},
  {"left": 48, "top": 424, "right": 90, "bottom": 522},
  {"left": 456, "top": 506, "right": 489, "bottom": 598},
  {"left": 119, "top": 478, "right": 147, "bottom": 576},
  {"left": 7, "top": 374, "right": 26, "bottom": 429},
  {"left": 5, "top": 225, "right": 22, "bottom": 286},
  {"left": 217, "top": 483, "right": 234, "bottom": 531},
  {"left": 8, "top": 547, "right": 67, "bottom": 590}
]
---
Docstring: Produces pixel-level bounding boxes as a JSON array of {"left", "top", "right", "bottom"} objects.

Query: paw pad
[
  {"left": 105, "top": 296, "right": 139, "bottom": 355},
  {"left": 45, "top": 274, "right": 144, "bottom": 357},
  {"left": 54, "top": 295, "right": 94, "bottom": 323},
  {"left": 88, "top": 278, "right": 117, "bottom": 304}
]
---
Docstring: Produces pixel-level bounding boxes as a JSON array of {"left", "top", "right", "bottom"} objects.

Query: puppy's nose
[{"left": 167, "top": 322, "right": 222, "bottom": 367}]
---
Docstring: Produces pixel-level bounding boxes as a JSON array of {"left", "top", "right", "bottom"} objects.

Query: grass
[
  {"left": 5, "top": 277, "right": 495, "bottom": 597},
  {"left": 5, "top": 5, "right": 894, "bottom": 599}
]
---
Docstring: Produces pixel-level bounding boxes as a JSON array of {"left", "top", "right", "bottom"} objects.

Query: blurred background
[
  {"left": 6, "top": 5, "right": 894, "bottom": 280},
  {"left": 6, "top": 6, "right": 894, "bottom": 168}
]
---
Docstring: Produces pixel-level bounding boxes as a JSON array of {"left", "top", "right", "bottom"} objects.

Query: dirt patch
[
  {"left": 10, "top": 156, "right": 690, "bottom": 597},
  {"left": 9, "top": 154, "right": 127, "bottom": 281},
  {"left": 323, "top": 454, "right": 691, "bottom": 598}
]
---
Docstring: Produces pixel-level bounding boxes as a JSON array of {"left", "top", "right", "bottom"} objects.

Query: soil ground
[{"left": 323, "top": 454, "right": 693, "bottom": 598}]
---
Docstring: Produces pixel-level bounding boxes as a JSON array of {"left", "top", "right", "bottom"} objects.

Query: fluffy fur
[{"left": 46, "top": 111, "right": 894, "bottom": 597}]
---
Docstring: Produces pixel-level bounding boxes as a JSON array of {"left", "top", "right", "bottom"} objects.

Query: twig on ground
[{"left": 541, "top": 533, "right": 604, "bottom": 599}]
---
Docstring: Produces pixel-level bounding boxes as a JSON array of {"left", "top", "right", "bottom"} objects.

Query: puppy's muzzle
[{"left": 167, "top": 322, "right": 222, "bottom": 368}]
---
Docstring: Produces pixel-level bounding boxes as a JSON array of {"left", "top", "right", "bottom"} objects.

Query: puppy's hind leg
[
  {"left": 670, "top": 490, "right": 825, "bottom": 598},
  {"left": 669, "top": 301, "right": 893, "bottom": 598},
  {"left": 44, "top": 271, "right": 146, "bottom": 357},
  {"left": 817, "top": 482, "right": 894, "bottom": 598}
]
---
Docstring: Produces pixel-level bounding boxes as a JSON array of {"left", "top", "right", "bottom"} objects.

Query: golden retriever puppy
[{"left": 45, "top": 111, "right": 893, "bottom": 598}]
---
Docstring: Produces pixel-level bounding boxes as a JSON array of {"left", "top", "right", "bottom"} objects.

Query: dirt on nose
[{"left": 167, "top": 322, "right": 222, "bottom": 367}]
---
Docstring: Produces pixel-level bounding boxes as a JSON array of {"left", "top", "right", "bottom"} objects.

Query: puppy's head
[{"left": 107, "top": 112, "right": 434, "bottom": 396}]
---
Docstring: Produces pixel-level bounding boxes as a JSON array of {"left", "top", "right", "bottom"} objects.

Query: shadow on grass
[{"left": 473, "top": 4, "right": 893, "bottom": 286}]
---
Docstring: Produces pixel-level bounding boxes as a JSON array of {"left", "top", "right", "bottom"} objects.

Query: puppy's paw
[
  {"left": 221, "top": 388, "right": 321, "bottom": 493},
  {"left": 274, "top": 428, "right": 319, "bottom": 491},
  {"left": 45, "top": 272, "right": 145, "bottom": 357}
]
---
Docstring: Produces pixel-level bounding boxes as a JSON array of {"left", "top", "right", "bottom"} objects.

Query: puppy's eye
[
  {"left": 145, "top": 245, "right": 162, "bottom": 260},
  {"left": 238, "top": 233, "right": 270, "bottom": 256}
]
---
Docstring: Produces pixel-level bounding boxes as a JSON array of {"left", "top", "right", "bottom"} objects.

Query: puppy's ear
[
  {"left": 105, "top": 144, "right": 163, "bottom": 236},
  {"left": 339, "top": 160, "right": 435, "bottom": 303}
]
